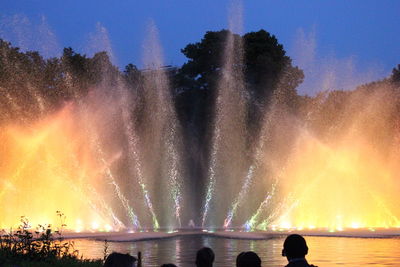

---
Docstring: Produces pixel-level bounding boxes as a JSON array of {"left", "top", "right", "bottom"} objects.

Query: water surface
[{"left": 73, "top": 235, "right": 400, "bottom": 266}]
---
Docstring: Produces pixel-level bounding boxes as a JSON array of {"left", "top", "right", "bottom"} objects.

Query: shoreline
[{"left": 61, "top": 228, "right": 400, "bottom": 242}]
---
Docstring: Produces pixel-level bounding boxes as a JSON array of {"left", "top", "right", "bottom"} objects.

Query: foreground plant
[{"left": 0, "top": 212, "right": 102, "bottom": 267}]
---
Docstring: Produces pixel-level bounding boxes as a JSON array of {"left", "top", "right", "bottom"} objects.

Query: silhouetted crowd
[{"left": 103, "top": 234, "right": 317, "bottom": 267}]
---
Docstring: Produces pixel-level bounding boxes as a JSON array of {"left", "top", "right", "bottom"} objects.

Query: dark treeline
[
  {"left": 0, "top": 40, "right": 121, "bottom": 123},
  {"left": 1, "top": 29, "right": 400, "bottom": 167},
  {"left": 0, "top": 29, "right": 304, "bottom": 124}
]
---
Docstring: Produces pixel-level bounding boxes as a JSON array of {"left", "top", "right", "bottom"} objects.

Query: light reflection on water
[{"left": 72, "top": 236, "right": 400, "bottom": 266}]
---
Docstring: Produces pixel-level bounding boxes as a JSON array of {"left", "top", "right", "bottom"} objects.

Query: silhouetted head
[
  {"left": 282, "top": 234, "right": 308, "bottom": 260},
  {"left": 104, "top": 252, "right": 137, "bottom": 267},
  {"left": 195, "top": 247, "right": 215, "bottom": 267},
  {"left": 236, "top": 252, "right": 246, "bottom": 266},
  {"left": 236, "top": 251, "right": 261, "bottom": 267},
  {"left": 161, "top": 264, "right": 177, "bottom": 267}
]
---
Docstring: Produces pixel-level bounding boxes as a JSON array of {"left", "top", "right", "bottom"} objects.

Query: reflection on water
[{"left": 73, "top": 236, "right": 400, "bottom": 266}]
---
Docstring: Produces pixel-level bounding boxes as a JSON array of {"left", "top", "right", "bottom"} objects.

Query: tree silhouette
[{"left": 392, "top": 64, "right": 400, "bottom": 84}]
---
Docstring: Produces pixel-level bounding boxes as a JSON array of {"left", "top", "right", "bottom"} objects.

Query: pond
[{"left": 72, "top": 235, "right": 400, "bottom": 266}]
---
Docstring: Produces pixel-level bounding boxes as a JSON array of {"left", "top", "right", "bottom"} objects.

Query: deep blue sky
[{"left": 1, "top": 0, "right": 399, "bottom": 95}]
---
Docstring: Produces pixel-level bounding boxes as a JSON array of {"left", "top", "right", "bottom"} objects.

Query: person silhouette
[
  {"left": 195, "top": 247, "right": 215, "bottom": 267},
  {"left": 236, "top": 251, "right": 262, "bottom": 267},
  {"left": 103, "top": 252, "right": 137, "bottom": 267},
  {"left": 282, "top": 234, "right": 317, "bottom": 267}
]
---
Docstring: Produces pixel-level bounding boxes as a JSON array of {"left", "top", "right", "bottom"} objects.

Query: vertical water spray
[
  {"left": 224, "top": 163, "right": 256, "bottom": 228},
  {"left": 0, "top": 14, "right": 60, "bottom": 58},
  {"left": 119, "top": 83, "right": 159, "bottom": 229},
  {"left": 245, "top": 180, "right": 278, "bottom": 230},
  {"left": 165, "top": 124, "right": 183, "bottom": 228},
  {"left": 224, "top": 107, "right": 275, "bottom": 228},
  {"left": 226, "top": 66, "right": 301, "bottom": 228},
  {"left": 77, "top": 98, "right": 141, "bottom": 229},
  {"left": 202, "top": 126, "right": 220, "bottom": 227},
  {"left": 92, "top": 139, "right": 141, "bottom": 228},
  {"left": 202, "top": 2, "right": 247, "bottom": 227},
  {"left": 83, "top": 25, "right": 149, "bottom": 229},
  {"left": 141, "top": 20, "right": 184, "bottom": 228},
  {"left": 86, "top": 23, "right": 116, "bottom": 65}
]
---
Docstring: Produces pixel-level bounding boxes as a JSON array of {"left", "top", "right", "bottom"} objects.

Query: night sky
[{"left": 1, "top": 0, "right": 399, "bottom": 95}]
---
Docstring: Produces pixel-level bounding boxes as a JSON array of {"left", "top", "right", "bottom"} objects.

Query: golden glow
[
  {"left": 258, "top": 87, "right": 400, "bottom": 230},
  {"left": 273, "top": 131, "right": 400, "bottom": 229},
  {"left": 91, "top": 221, "right": 100, "bottom": 230},
  {"left": 0, "top": 105, "right": 114, "bottom": 230}
]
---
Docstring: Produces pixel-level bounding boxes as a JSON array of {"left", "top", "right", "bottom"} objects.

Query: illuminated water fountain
[
  {"left": 0, "top": 22, "right": 185, "bottom": 232},
  {"left": 1, "top": 16, "right": 400, "bottom": 234}
]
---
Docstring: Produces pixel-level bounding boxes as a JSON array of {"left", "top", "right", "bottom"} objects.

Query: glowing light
[
  {"left": 105, "top": 224, "right": 113, "bottom": 232},
  {"left": 280, "top": 221, "right": 292, "bottom": 229},
  {"left": 243, "top": 222, "right": 251, "bottom": 232},
  {"left": 75, "top": 219, "right": 83, "bottom": 233},
  {"left": 0, "top": 107, "right": 116, "bottom": 230},
  {"left": 270, "top": 130, "right": 400, "bottom": 229},
  {"left": 91, "top": 221, "right": 99, "bottom": 230}
]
